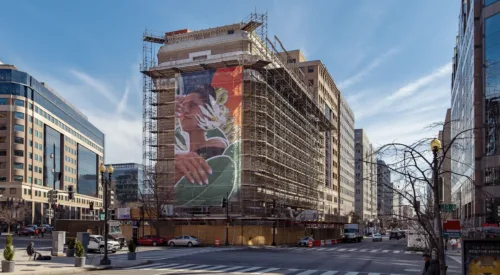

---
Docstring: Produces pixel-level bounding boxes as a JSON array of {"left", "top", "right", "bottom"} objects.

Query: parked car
[
  {"left": 389, "top": 231, "right": 400, "bottom": 240},
  {"left": 87, "top": 235, "right": 120, "bottom": 254},
  {"left": 18, "top": 227, "right": 35, "bottom": 236},
  {"left": 297, "top": 236, "right": 314, "bottom": 246},
  {"left": 39, "top": 224, "right": 53, "bottom": 233},
  {"left": 372, "top": 233, "right": 382, "bottom": 242},
  {"left": 137, "top": 235, "right": 166, "bottom": 246},
  {"left": 108, "top": 234, "right": 127, "bottom": 248},
  {"left": 399, "top": 231, "right": 406, "bottom": 238},
  {"left": 167, "top": 235, "right": 201, "bottom": 247}
]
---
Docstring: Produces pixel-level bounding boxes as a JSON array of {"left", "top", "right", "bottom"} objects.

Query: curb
[{"left": 13, "top": 260, "right": 152, "bottom": 275}]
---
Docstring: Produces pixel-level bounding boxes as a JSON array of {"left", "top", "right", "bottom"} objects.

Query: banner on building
[
  {"left": 173, "top": 66, "right": 242, "bottom": 207},
  {"left": 115, "top": 208, "right": 131, "bottom": 219}
]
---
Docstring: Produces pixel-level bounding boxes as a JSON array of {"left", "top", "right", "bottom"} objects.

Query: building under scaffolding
[{"left": 141, "top": 14, "right": 340, "bottom": 222}]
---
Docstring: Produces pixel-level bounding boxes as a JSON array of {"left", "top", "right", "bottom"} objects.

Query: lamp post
[
  {"left": 430, "top": 138, "right": 446, "bottom": 272},
  {"left": 99, "top": 163, "right": 114, "bottom": 266}
]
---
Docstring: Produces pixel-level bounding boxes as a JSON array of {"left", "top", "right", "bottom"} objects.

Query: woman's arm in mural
[{"left": 174, "top": 152, "right": 212, "bottom": 185}]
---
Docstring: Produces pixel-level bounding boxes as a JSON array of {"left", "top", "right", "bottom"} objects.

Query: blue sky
[{"left": 0, "top": 0, "right": 459, "bottom": 163}]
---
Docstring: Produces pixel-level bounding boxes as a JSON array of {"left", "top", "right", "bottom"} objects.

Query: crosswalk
[
  {"left": 278, "top": 247, "right": 424, "bottom": 255},
  {"left": 122, "top": 262, "right": 408, "bottom": 275},
  {"left": 109, "top": 247, "right": 244, "bottom": 261}
]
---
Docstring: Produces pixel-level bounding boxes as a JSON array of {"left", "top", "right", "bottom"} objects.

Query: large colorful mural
[{"left": 173, "top": 66, "right": 242, "bottom": 207}]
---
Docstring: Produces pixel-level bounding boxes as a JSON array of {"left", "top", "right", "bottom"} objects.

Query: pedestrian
[
  {"left": 34, "top": 228, "right": 39, "bottom": 239},
  {"left": 422, "top": 253, "right": 439, "bottom": 275},
  {"left": 450, "top": 238, "right": 457, "bottom": 251},
  {"left": 40, "top": 227, "right": 45, "bottom": 238}
]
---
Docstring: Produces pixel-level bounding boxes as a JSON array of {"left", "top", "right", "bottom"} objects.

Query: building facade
[
  {"left": 354, "top": 129, "right": 377, "bottom": 222},
  {"left": 110, "top": 163, "right": 143, "bottom": 205},
  {"left": 450, "top": 0, "right": 500, "bottom": 230},
  {"left": 0, "top": 64, "right": 105, "bottom": 225},
  {"left": 142, "top": 15, "right": 338, "bottom": 222},
  {"left": 376, "top": 159, "right": 393, "bottom": 219},
  {"left": 438, "top": 108, "right": 452, "bottom": 205},
  {"left": 393, "top": 192, "right": 402, "bottom": 219},
  {"left": 339, "top": 94, "right": 356, "bottom": 216}
]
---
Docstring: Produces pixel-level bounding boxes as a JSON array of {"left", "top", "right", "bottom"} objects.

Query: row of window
[
  {"left": 64, "top": 165, "right": 76, "bottom": 174},
  {"left": 64, "top": 175, "right": 76, "bottom": 183},
  {"left": 34, "top": 105, "right": 103, "bottom": 154},
  {"left": 65, "top": 155, "right": 76, "bottom": 165},
  {"left": 65, "top": 146, "right": 76, "bottom": 155}
]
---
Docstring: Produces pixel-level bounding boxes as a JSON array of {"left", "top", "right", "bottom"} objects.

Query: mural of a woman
[{"left": 174, "top": 84, "right": 229, "bottom": 185}]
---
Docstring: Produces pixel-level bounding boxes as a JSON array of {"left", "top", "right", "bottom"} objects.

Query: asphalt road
[{"left": 76, "top": 237, "right": 463, "bottom": 275}]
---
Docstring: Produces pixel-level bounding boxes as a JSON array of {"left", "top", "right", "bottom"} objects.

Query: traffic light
[
  {"left": 107, "top": 190, "right": 115, "bottom": 209},
  {"left": 89, "top": 201, "right": 94, "bottom": 211},
  {"left": 221, "top": 197, "right": 227, "bottom": 208},
  {"left": 68, "top": 185, "right": 75, "bottom": 200}
]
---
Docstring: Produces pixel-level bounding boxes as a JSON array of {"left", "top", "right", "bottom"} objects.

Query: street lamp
[
  {"left": 99, "top": 163, "right": 114, "bottom": 266},
  {"left": 430, "top": 138, "right": 446, "bottom": 270}
]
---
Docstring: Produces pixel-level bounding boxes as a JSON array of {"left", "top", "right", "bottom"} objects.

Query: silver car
[{"left": 167, "top": 235, "right": 201, "bottom": 247}]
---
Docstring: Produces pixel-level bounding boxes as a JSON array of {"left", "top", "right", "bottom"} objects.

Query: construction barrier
[
  {"left": 308, "top": 239, "right": 313, "bottom": 248},
  {"left": 215, "top": 238, "right": 220, "bottom": 246}
]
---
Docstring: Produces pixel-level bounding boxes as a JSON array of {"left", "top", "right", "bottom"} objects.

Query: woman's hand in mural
[
  {"left": 175, "top": 95, "right": 186, "bottom": 118},
  {"left": 175, "top": 152, "right": 213, "bottom": 185}
]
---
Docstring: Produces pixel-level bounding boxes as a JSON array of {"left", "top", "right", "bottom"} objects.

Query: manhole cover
[{"left": 404, "top": 269, "right": 422, "bottom": 272}]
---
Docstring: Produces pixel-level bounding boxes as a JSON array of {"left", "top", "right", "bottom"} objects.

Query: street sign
[
  {"left": 44, "top": 214, "right": 53, "bottom": 219},
  {"left": 443, "top": 219, "right": 461, "bottom": 238},
  {"left": 443, "top": 232, "right": 460, "bottom": 238},
  {"left": 440, "top": 204, "right": 456, "bottom": 212},
  {"left": 100, "top": 213, "right": 105, "bottom": 220}
]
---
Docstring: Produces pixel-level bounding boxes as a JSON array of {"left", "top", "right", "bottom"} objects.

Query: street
[{"left": 75, "top": 237, "right": 462, "bottom": 275}]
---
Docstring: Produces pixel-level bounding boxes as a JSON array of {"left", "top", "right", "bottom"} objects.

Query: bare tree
[
  {"left": 0, "top": 199, "right": 29, "bottom": 234},
  {"left": 355, "top": 120, "right": 480, "bottom": 275}
]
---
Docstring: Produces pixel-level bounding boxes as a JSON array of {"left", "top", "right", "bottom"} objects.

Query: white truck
[
  {"left": 343, "top": 224, "right": 363, "bottom": 243},
  {"left": 88, "top": 235, "right": 121, "bottom": 254}
]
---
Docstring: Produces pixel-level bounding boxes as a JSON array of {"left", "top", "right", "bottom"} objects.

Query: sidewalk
[{"left": 1, "top": 249, "right": 150, "bottom": 275}]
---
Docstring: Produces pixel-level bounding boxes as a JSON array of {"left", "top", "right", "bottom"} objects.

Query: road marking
[
  {"left": 128, "top": 263, "right": 165, "bottom": 269},
  {"left": 204, "top": 265, "right": 228, "bottom": 270},
  {"left": 348, "top": 248, "right": 357, "bottom": 251},
  {"left": 345, "top": 272, "right": 358, "bottom": 275},
  {"left": 367, "top": 273, "right": 380, "bottom": 275},
  {"left": 319, "top": 271, "right": 338, "bottom": 275},
  {"left": 171, "top": 264, "right": 195, "bottom": 269},
  {"left": 296, "top": 270, "right": 318, "bottom": 275},
  {"left": 254, "top": 267, "right": 281, "bottom": 274},
  {"left": 217, "top": 266, "right": 244, "bottom": 272},
  {"left": 370, "top": 249, "right": 379, "bottom": 252},
  {"left": 360, "top": 249, "right": 368, "bottom": 252},
  {"left": 405, "top": 251, "right": 412, "bottom": 254},
  {"left": 238, "top": 267, "right": 263, "bottom": 273},
  {"left": 317, "top": 248, "right": 326, "bottom": 251},
  {"left": 382, "top": 250, "right": 389, "bottom": 253},
  {"left": 393, "top": 250, "right": 401, "bottom": 253},
  {"left": 326, "top": 248, "right": 336, "bottom": 251},
  {"left": 187, "top": 265, "right": 211, "bottom": 269},
  {"left": 416, "top": 251, "right": 423, "bottom": 254},
  {"left": 338, "top": 248, "right": 346, "bottom": 251},
  {"left": 155, "top": 263, "right": 184, "bottom": 270}
]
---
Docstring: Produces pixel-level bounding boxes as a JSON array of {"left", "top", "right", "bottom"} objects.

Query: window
[
  {"left": 35, "top": 130, "right": 38, "bottom": 137},
  {"left": 14, "top": 150, "right": 23, "bottom": 157},
  {"left": 28, "top": 177, "right": 32, "bottom": 183},
  {"left": 28, "top": 164, "right": 32, "bottom": 171},
  {"left": 39, "top": 144, "right": 43, "bottom": 151},
  {"left": 34, "top": 154, "right": 38, "bottom": 161},
  {"left": 307, "top": 66, "right": 314, "bottom": 73},
  {"left": 13, "top": 162, "right": 23, "bottom": 170},
  {"left": 29, "top": 103, "right": 33, "bottom": 109},
  {"left": 35, "top": 142, "right": 38, "bottom": 149},
  {"left": 13, "top": 124, "right": 24, "bottom": 132},
  {"left": 14, "top": 99, "right": 24, "bottom": 107},
  {"left": 34, "top": 178, "right": 38, "bottom": 185},
  {"left": 10, "top": 188, "right": 16, "bottom": 194},
  {"left": 14, "top": 137, "right": 24, "bottom": 145},
  {"left": 486, "top": 0, "right": 500, "bottom": 6},
  {"left": 29, "top": 152, "right": 32, "bottom": 159},
  {"left": 0, "top": 162, "right": 5, "bottom": 169},
  {"left": 13, "top": 176, "right": 23, "bottom": 182},
  {"left": 0, "top": 137, "right": 5, "bottom": 143},
  {"left": 14, "top": 112, "right": 24, "bottom": 120},
  {"left": 0, "top": 150, "right": 6, "bottom": 156},
  {"left": 29, "top": 140, "right": 32, "bottom": 147},
  {"left": 29, "top": 115, "right": 33, "bottom": 122},
  {"left": 0, "top": 99, "right": 7, "bottom": 105},
  {"left": 38, "top": 167, "right": 42, "bottom": 173},
  {"left": 227, "top": 29, "right": 234, "bottom": 34},
  {"left": 35, "top": 106, "right": 38, "bottom": 113},
  {"left": 0, "top": 124, "right": 6, "bottom": 130},
  {"left": 308, "top": 79, "right": 314, "bottom": 86}
]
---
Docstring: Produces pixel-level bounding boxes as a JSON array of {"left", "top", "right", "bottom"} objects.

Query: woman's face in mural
[{"left": 177, "top": 92, "right": 205, "bottom": 131}]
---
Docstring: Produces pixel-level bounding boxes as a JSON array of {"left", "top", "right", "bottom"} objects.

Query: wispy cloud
[
  {"left": 387, "top": 62, "right": 452, "bottom": 100},
  {"left": 338, "top": 48, "right": 399, "bottom": 90}
]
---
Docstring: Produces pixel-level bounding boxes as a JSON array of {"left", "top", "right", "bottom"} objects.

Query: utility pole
[{"left": 431, "top": 138, "right": 446, "bottom": 274}]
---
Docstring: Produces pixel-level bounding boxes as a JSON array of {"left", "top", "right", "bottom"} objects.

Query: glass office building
[
  {"left": 0, "top": 64, "right": 105, "bottom": 225},
  {"left": 451, "top": 0, "right": 500, "bottom": 231},
  {"left": 110, "top": 163, "right": 143, "bottom": 205}
]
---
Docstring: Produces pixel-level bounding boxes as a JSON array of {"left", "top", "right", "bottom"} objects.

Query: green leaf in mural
[
  {"left": 206, "top": 128, "right": 226, "bottom": 140},
  {"left": 175, "top": 127, "right": 186, "bottom": 147},
  {"left": 175, "top": 156, "right": 235, "bottom": 206},
  {"left": 223, "top": 141, "right": 241, "bottom": 159}
]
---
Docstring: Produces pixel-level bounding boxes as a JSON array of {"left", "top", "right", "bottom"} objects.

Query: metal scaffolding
[{"left": 142, "top": 13, "right": 334, "bottom": 219}]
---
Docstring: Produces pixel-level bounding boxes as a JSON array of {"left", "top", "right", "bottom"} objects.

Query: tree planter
[
  {"left": 74, "top": 257, "right": 85, "bottom": 267},
  {"left": 1, "top": 260, "right": 15, "bottom": 273},
  {"left": 66, "top": 249, "right": 75, "bottom": 257},
  {"left": 127, "top": 252, "right": 136, "bottom": 261}
]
